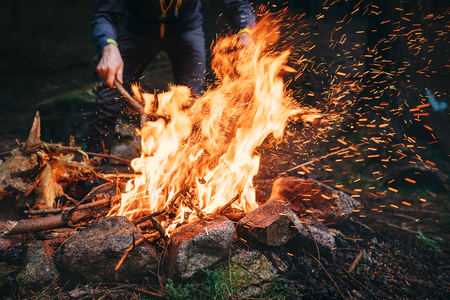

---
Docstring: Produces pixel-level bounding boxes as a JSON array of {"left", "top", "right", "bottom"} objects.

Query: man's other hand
[
  {"left": 237, "top": 32, "right": 252, "bottom": 48},
  {"left": 97, "top": 43, "right": 124, "bottom": 89}
]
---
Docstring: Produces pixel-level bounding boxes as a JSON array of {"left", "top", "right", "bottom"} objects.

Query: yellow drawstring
[
  {"left": 174, "top": 0, "right": 182, "bottom": 17},
  {"left": 159, "top": 0, "right": 182, "bottom": 38}
]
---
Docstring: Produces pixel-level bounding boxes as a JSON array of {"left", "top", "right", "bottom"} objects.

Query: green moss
[
  {"left": 416, "top": 231, "right": 443, "bottom": 253},
  {"left": 165, "top": 250, "right": 297, "bottom": 299}
]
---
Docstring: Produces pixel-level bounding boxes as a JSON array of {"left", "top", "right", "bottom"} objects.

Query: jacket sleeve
[
  {"left": 92, "top": 0, "right": 127, "bottom": 52},
  {"left": 219, "top": 0, "right": 255, "bottom": 30}
]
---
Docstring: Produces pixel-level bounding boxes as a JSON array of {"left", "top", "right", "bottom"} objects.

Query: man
[{"left": 86, "top": 0, "right": 255, "bottom": 172}]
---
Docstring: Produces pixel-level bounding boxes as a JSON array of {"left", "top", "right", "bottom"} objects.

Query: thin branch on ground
[
  {"left": 300, "top": 249, "right": 345, "bottom": 299},
  {"left": 337, "top": 256, "right": 380, "bottom": 300},
  {"left": 348, "top": 250, "right": 364, "bottom": 274}
]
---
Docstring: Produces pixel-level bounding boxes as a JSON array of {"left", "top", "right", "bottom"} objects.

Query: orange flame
[{"left": 109, "top": 14, "right": 320, "bottom": 233}]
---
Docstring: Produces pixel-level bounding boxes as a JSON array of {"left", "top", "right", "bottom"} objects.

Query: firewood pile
[
  {"left": 0, "top": 111, "right": 128, "bottom": 236},
  {"left": 1, "top": 113, "right": 449, "bottom": 299}
]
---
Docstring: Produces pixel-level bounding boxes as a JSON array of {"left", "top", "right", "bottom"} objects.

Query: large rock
[
  {"left": 270, "top": 177, "right": 360, "bottom": 225},
  {"left": 237, "top": 198, "right": 303, "bottom": 246},
  {"left": 16, "top": 240, "right": 59, "bottom": 286},
  {"left": 55, "top": 216, "right": 158, "bottom": 283},
  {"left": 215, "top": 250, "right": 278, "bottom": 298},
  {"left": 293, "top": 216, "right": 336, "bottom": 262},
  {"left": 167, "top": 215, "right": 235, "bottom": 279}
]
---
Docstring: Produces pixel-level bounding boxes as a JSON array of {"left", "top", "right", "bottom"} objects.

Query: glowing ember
[{"left": 108, "top": 14, "right": 320, "bottom": 233}]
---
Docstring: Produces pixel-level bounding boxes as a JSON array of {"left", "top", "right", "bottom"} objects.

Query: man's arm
[
  {"left": 92, "top": 0, "right": 126, "bottom": 88},
  {"left": 219, "top": 0, "right": 255, "bottom": 30}
]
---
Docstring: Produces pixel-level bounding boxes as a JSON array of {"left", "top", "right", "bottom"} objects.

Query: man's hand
[{"left": 97, "top": 43, "right": 123, "bottom": 89}]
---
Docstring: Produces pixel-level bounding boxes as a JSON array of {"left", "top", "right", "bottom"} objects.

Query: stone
[
  {"left": 55, "top": 216, "right": 158, "bottom": 283},
  {"left": 167, "top": 214, "right": 235, "bottom": 279},
  {"left": 237, "top": 198, "right": 303, "bottom": 246},
  {"left": 292, "top": 216, "right": 336, "bottom": 262},
  {"left": 16, "top": 240, "right": 59, "bottom": 286},
  {"left": 215, "top": 250, "right": 277, "bottom": 298},
  {"left": 270, "top": 177, "right": 360, "bottom": 225}
]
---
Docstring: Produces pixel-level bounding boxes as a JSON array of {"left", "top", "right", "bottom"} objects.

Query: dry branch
[
  {"left": 4, "top": 196, "right": 120, "bottom": 235},
  {"left": 84, "top": 152, "right": 132, "bottom": 164},
  {"left": 338, "top": 256, "right": 380, "bottom": 300},
  {"left": 81, "top": 181, "right": 115, "bottom": 202},
  {"left": 132, "top": 209, "right": 167, "bottom": 226},
  {"left": 214, "top": 194, "right": 240, "bottom": 214},
  {"left": 3, "top": 209, "right": 92, "bottom": 235},
  {"left": 151, "top": 216, "right": 166, "bottom": 238},
  {"left": 124, "top": 285, "right": 164, "bottom": 298},
  {"left": 115, "top": 232, "right": 160, "bottom": 271},
  {"left": 348, "top": 250, "right": 364, "bottom": 273},
  {"left": 301, "top": 249, "right": 345, "bottom": 299},
  {"left": 114, "top": 79, "right": 158, "bottom": 128},
  {"left": 24, "top": 197, "right": 115, "bottom": 216}
]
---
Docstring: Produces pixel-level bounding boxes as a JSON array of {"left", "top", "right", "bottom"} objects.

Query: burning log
[
  {"left": 237, "top": 198, "right": 303, "bottom": 246},
  {"left": 269, "top": 177, "right": 361, "bottom": 225},
  {"left": 108, "top": 16, "right": 323, "bottom": 231}
]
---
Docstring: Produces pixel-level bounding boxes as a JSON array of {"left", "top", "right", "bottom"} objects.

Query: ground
[{"left": 0, "top": 0, "right": 449, "bottom": 270}]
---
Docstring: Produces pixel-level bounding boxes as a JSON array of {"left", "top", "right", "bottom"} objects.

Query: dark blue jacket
[{"left": 92, "top": 0, "right": 255, "bottom": 51}]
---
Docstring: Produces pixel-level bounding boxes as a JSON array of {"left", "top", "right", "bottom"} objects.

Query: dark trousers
[{"left": 86, "top": 27, "right": 206, "bottom": 170}]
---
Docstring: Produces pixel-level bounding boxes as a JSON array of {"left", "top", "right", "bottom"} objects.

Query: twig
[
  {"left": 132, "top": 209, "right": 167, "bottom": 226},
  {"left": 261, "top": 143, "right": 364, "bottom": 190},
  {"left": 165, "top": 186, "right": 187, "bottom": 212},
  {"left": 125, "top": 285, "right": 164, "bottom": 298},
  {"left": 301, "top": 215, "right": 321, "bottom": 263},
  {"left": 300, "top": 249, "right": 345, "bottom": 299},
  {"left": 85, "top": 151, "right": 132, "bottom": 164},
  {"left": 101, "top": 173, "right": 137, "bottom": 179},
  {"left": 82, "top": 181, "right": 115, "bottom": 202},
  {"left": 8, "top": 196, "right": 120, "bottom": 235},
  {"left": 24, "top": 197, "right": 117, "bottom": 216},
  {"left": 157, "top": 243, "right": 167, "bottom": 290},
  {"left": 348, "top": 250, "right": 364, "bottom": 273},
  {"left": 3, "top": 208, "right": 101, "bottom": 236},
  {"left": 337, "top": 256, "right": 380, "bottom": 300},
  {"left": 115, "top": 232, "right": 160, "bottom": 271},
  {"left": 384, "top": 222, "right": 416, "bottom": 234},
  {"left": 151, "top": 216, "right": 166, "bottom": 238},
  {"left": 114, "top": 79, "right": 159, "bottom": 128},
  {"left": 0, "top": 150, "right": 12, "bottom": 157},
  {"left": 268, "top": 251, "right": 288, "bottom": 273},
  {"left": 215, "top": 194, "right": 240, "bottom": 214},
  {"left": 130, "top": 141, "right": 142, "bottom": 151}
]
